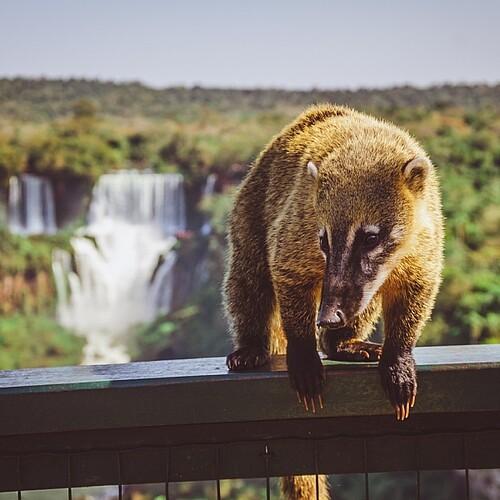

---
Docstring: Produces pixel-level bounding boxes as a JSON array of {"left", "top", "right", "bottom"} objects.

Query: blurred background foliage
[{"left": 0, "top": 78, "right": 497, "bottom": 368}]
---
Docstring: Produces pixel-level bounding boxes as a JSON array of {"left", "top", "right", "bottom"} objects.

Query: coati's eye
[
  {"left": 362, "top": 233, "right": 380, "bottom": 249},
  {"left": 319, "top": 228, "right": 329, "bottom": 253}
]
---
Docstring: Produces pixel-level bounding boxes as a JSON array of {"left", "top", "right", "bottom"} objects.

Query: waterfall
[
  {"left": 201, "top": 173, "right": 216, "bottom": 237},
  {"left": 53, "top": 172, "right": 186, "bottom": 365},
  {"left": 8, "top": 174, "right": 57, "bottom": 235}
]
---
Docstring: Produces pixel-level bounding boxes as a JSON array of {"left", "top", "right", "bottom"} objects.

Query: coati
[{"left": 224, "top": 104, "right": 444, "bottom": 416}]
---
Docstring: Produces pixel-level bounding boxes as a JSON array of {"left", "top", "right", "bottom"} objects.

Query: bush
[{"left": 0, "top": 314, "right": 84, "bottom": 369}]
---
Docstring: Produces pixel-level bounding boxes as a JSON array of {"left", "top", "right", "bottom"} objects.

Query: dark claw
[
  {"left": 288, "top": 347, "right": 326, "bottom": 414},
  {"left": 379, "top": 353, "right": 417, "bottom": 421},
  {"left": 227, "top": 346, "right": 270, "bottom": 371},
  {"left": 297, "top": 392, "right": 324, "bottom": 414},
  {"left": 395, "top": 403, "right": 410, "bottom": 421}
]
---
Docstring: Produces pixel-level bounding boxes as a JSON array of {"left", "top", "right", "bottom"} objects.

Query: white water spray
[
  {"left": 8, "top": 174, "right": 57, "bottom": 235},
  {"left": 53, "top": 172, "right": 186, "bottom": 365}
]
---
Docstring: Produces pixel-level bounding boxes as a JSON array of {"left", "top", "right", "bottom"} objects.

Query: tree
[{"left": 72, "top": 97, "right": 98, "bottom": 120}]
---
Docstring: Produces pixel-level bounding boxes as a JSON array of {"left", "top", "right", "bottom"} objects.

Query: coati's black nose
[{"left": 317, "top": 309, "right": 347, "bottom": 328}]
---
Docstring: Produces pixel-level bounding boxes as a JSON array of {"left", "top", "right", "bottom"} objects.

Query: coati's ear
[
  {"left": 403, "top": 157, "right": 430, "bottom": 192},
  {"left": 307, "top": 161, "right": 318, "bottom": 179}
]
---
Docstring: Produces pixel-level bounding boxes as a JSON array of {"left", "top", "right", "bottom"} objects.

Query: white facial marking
[
  {"left": 390, "top": 224, "right": 405, "bottom": 241},
  {"left": 357, "top": 264, "right": 392, "bottom": 314},
  {"left": 307, "top": 161, "right": 318, "bottom": 179},
  {"left": 362, "top": 224, "right": 380, "bottom": 235},
  {"left": 346, "top": 225, "right": 357, "bottom": 247}
]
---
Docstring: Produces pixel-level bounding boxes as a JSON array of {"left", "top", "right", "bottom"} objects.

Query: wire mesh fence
[{"left": 2, "top": 429, "right": 500, "bottom": 498}]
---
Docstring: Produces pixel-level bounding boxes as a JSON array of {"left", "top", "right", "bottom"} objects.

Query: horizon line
[{"left": 2, "top": 75, "right": 499, "bottom": 94}]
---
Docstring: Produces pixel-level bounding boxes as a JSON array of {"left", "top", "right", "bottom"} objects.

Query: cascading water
[
  {"left": 8, "top": 174, "right": 57, "bottom": 235},
  {"left": 53, "top": 172, "right": 186, "bottom": 365}
]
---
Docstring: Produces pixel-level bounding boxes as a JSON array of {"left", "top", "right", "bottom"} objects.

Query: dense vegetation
[
  {"left": 0, "top": 78, "right": 497, "bottom": 499},
  {"left": 1, "top": 78, "right": 499, "bottom": 121},
  {"left": 0, "top": 77, "right": 498, "bottom": 369}
]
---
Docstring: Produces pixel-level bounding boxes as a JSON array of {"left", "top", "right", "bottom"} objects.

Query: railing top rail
[
  {"left": 1, "top": 344, "right": 499, "bottom": 395},
  {"left": 0, "top": 344, "right": 498, "bottom": 437}
]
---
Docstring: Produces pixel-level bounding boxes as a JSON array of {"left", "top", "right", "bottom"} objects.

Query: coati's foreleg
[
  {"left": 379, "top": 269, "right": 438, "bottom": 420},
  {"left": 224, "top": 208, "right": 275, "bottom": 371},
  {"left": 273, "top": 278, "right": 325, "bottom": 412}
]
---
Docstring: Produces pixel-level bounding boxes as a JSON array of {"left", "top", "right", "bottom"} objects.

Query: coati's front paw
[
  {"left": 379, "top": 353, "right": 417, "bottom": 421},
  {"left": 226, "top": 346, "right": 270, "bottom": 371},
  {"left": 287, "top": 343, "right": 326, "bottom": 413},
  {"left": 326, "top": 340, "right": 383, "bottom": 362}
]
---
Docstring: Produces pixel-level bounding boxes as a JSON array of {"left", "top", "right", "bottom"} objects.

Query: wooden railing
[{"left": 0, "top": 344, "right": 499, "bottom": 496}]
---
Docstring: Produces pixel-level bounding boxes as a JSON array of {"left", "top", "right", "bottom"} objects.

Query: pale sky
[{"left": 0, "top": 0, "right": 499, "bottom": 90}]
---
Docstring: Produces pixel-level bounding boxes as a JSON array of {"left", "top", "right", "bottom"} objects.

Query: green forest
[{"left": 0, "top": 78, "right": 498, "bottom": 371}]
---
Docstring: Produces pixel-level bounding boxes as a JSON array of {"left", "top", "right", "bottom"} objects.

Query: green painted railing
[{"left": 0, "top": 344, "right": 499, "bottom": 493}]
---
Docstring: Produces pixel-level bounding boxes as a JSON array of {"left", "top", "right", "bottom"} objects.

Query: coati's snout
[
  {"left": 317, "top": 302, "right": 347, "bottom": 328},
  {"left": 317, "top": 285, "right": 360, "bottom": 329},
  {"left": 316, "top": 239, "right": 365, "bottom": 328},
  {"left": 316, "top": 225, "right": 380, "bottom": 328},
  {"left": 317, "top": 279, "right": 352, "bottom": 328}
]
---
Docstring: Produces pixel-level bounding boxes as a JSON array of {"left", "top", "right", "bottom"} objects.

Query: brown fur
[
  {"left": 280, "top": 475, "right": 329, "bottom": 500},
  {"left": 224, "top": 104, "right": 444, "bottom": 499}
]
